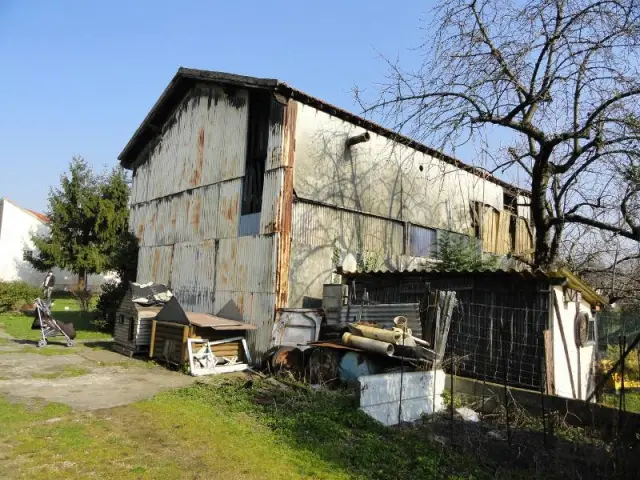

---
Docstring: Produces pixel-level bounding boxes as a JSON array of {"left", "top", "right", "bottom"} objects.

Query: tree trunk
[
  {"left": 531, "top": 159, "right": 552, "bottom": 268},
  {"left": 77, "top": 269, "right": 87, "bottom": 290}
]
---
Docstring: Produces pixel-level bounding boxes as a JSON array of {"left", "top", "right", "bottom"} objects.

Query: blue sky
[{"left": 0, "top": 0, "right": 432, "bottom": 212}]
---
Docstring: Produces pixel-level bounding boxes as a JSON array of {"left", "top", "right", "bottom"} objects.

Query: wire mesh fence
[
  {"left": 597, "top": 310, "right": 640, "bottom": 350},
  {"left": 429, "top": 301, "right": 640, "bottom": 479},
  {"left": 446, "top": 301, "right": 547, "bottom": 390}
]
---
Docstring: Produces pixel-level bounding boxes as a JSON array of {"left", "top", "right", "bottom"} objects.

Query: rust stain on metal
[
  {"left": 152, "top": 248, "right": 160, "bottom": 280},
  {"left": 191, "top": 197, "right": 201, "bottom": 231},
  {"left": 274, "top": 100, "right": 297, "bottom": 310},
  {"left": 237, "top": 294, "right": 245, "bottom": 315},
  {"left": 222, "top": 192, "right": 238, "bottom": 221},
  {"left": 190, "top": 128, "right": 205, "bottom": 186}
]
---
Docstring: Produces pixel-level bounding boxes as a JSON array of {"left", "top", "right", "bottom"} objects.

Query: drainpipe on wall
[{"left": 346, "top": 132, "right": 371, "bottom": 148}]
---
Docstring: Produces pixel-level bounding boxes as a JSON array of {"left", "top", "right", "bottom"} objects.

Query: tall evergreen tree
[{"left": 25, "top": 157, "right": 132, "bottom": 287}]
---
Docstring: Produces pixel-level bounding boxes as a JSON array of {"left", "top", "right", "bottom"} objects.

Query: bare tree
[
  {"left": 357, "top": 0, "right": 640, "bottom": 267},
  {"left": 562, "top": 224, "right": 640, "bottom": 302}
]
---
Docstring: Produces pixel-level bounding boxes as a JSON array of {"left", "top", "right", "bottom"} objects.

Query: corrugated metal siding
[
  {"left": 246, "top": 292, "right": 277, "bottom": 359},
  {"left": 170, "top": 240, "right": 217, "bottom": 313},
  {"left": 133, "top": 86, "right": 248, "bottom": 204},
  {"left": 215, "top": 236, "right": 276, "bottom": 294},
  {"left": 339, "top": 303, "right": 421, "bottom": 338},
  {"left": 260, "top": 168, "right": 284, "bottom": 234},
  {"left": 137, "top": 246, "right": 173, "bottom": 284},
  {"left": 217, "top": 179, "right": 242, "bottom": 238},
  {"left": 199, "top": 183, "right": 220, "bottom": 240},
  {"left": 292, "top": 201, "right": 404, "bottom": 255}
]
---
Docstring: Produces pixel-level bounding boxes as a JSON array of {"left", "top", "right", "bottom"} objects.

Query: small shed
[
  {"left": 113, "top": 298, "right": 161, "bottom": 357},
  {"left": 150, "top": 297, "right": 256, "bottom": 367},
  {"left": 340, "top": 268, "right": 606, "bottom": 401},
  {"left": 113, "top": 282, "right": 173, "bottom": 357}
]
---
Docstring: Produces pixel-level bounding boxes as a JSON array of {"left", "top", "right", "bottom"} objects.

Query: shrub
[
  {"left": 71, "top": 286, "right": 94, "bottom": 313},
  {"left": 435, "top": 232, "right": 500, "bottom": 271},
  {"left": 95, "top": 279, "right": 127, "bottom": 332},
  {"left": 0, "top": 281, "right": 41, "bottom": 313}
]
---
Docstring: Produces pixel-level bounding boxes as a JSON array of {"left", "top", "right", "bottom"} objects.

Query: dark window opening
[
  {"left": 118, "top": 314, "right": 125, "bottom": 325},
  {"left": 509, "top": 214, "right": 517, "bottom": 251},
  {"left": 241, "top": 92, "right": 271, "bottom": 215},
  {"left": 503, "top": 192, "right": 517, "bottom": 213},
  {"left": 128, "top": 317, "right": 135, "bottom": 342}
]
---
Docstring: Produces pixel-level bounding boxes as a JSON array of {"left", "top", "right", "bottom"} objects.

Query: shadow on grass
[
  {"left": 81, "top": 340, "right": 115, "bottom": 351},
  {"left": 11, "top": 338, "right": 72, "bottom": 347}
]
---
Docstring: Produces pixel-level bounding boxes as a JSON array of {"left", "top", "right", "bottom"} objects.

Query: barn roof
[
  {"left": 342, "top": 266, "right": 606, "bottom": 306},
  {"left": 118, "top": 68, "right": 529, "bottom": 196}
]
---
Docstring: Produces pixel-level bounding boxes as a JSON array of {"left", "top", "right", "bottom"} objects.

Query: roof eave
[
  {"left": 118, "top": 68, "right": 280, "bottom": 167},
  {"left": 118, "top": 68, "right": 530, "bottom": 196}
]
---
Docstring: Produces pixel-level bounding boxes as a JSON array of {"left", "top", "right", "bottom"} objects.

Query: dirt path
[{"left": 0, "top": 336, "right": 194, "bottom": 410}]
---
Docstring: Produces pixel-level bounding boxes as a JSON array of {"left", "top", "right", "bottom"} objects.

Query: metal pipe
[
  {"left": 342, "top": 332, "right": 394, "bottom": 356},
  {"left": 346, "top": 131, "right": 371, "bottom": 147}
]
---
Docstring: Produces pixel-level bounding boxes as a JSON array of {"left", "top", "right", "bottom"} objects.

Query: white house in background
[{"left": 0, "top": 198, "right": 110, "bottom": 289}]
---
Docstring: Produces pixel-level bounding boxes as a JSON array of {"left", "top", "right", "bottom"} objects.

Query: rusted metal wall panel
[
  {"left": 133, "top": 85, "right": 248, "bottom": 204},
  {"left": 260, "top": 168, "right": 284, "bottom": 234},
  {"left": 131, "top": 161, "right": 150, "bottom": 205},
  {"left": 170, "top": 240, "right": 216, "bottom": 313},
  {"left": 292, "top": 201, "right": 404, "bottom": 255},
  {"left": 217, "top": 179, "right": 242, "bottom": 238},
  {"left": 199, "top": 183, "right": 220, "bottom": 240},
  {"left": 245, "top": 292, "right": 277, "bottom": 359},
  {"left": 136, "top": 245, "right": 173, "bottom": 284},
  {"left": 131, "top": 185, "right": 223, "bottom": 247},
  {"left": 215, "top": 235, "right": 276, "bottom": 294}
]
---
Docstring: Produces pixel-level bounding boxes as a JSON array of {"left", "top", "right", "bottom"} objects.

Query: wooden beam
[
  {"left": 543, "top": 329, "right": 555, "bottom": 394},
  {"left": 149, "top": 320, "right": 157, "bottom": 359},
  {"left": 180, "top": 325, "right": 189, "bottom": 365}
]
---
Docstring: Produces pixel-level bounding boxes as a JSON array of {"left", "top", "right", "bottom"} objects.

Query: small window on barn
[
  {"left": 408, "top": 225, "right": 438, "bottom": 257},
  {"left": 503, "top": 191, "right": 517, "bottom": 213},
  {"left": 241, "top": 92, "right": 271, "bottom": 217},
  {"left": 118, "top": 314, "right": 125, "bottom": 325},
  {"left": 509, "top": 214, "right": 517, "bottom": 252}
]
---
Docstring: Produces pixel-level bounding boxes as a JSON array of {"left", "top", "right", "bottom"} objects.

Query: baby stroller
[{"left": 31, "top": 298, "right": 76, "bottom": 347}]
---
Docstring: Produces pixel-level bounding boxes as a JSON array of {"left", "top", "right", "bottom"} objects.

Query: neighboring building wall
[
  {"left": 0, "top": 199, "right": 107, "bottom": 289},
  {"left": 551, "top": 286, "right": 596, "bottom": 401},
  {"left": 288, "top": 102, "right": 532, "bottom": 307},
  {"left": 128, "top": 84, "right": 295, "bottom": 357}
]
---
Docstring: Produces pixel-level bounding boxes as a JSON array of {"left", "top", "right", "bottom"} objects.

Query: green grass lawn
[
  {"left": 0, "top": 378, "right": 518, "bottom": 480},
  {"left": 0, "top": 295, "right": 112, "bottom": 343},
  {"left": 602, "top": 391, "right": 640, "bottom": 413}
]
